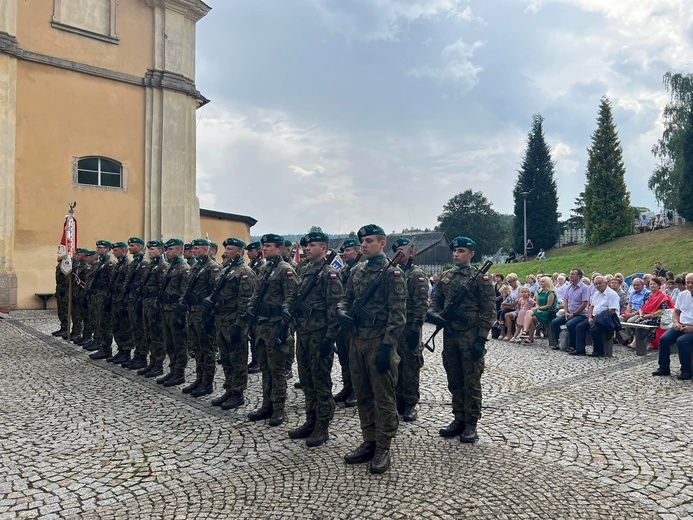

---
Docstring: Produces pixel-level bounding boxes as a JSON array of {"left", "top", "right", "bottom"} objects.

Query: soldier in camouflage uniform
[
  {"left": 52, "top": 257, "right": 69, "bottom": 337},
  {"left": 333, "top": 238, "right": 361, "bottom": 407},
  {"left": 282, "top": 239, "right": 298, "bottom": 380},
  {"left": 184, "top": 243, "right": 196, "bottom": 266},
  {"left": 180, "top": 238, "right": 221, "bottom": 397},
  {"left": 133, "top": 241, "right": 167, "bottom": 374},
  {"left": 155, "top": 239, "right": 191, "bottom": 386},
  {"left": 288, "top": 231, "right": 343, "bottom": 447},
  {"left": 69, "top": 249, "right": 87, "bottom": 342},
  {"left": 392, "top": 238, "right": 429, "bottom": 422},
  {"left": 207, "top": 238, "right": 256, "bottom": 410},
  {"left": 120, "top": 238, "right": 149, "bottom": 368},
  {"left": 336, "top": 224, "right": 407, "bottom": 474},
  {"left": 246, "top": 242, "right": 265, "bottom": 374},
  {"left": 89, "top": 241, "right": 117, "bottom": 360},
  {"left": 427, "top": 236, "right": 495, "bottom": 444},
  {"left": 246, "top": 234, "right": 297, "bottom": 427},
  {"left": 81, "top": 251, "right": 100, "bottom": 350},
  {"left": 105, "top": 242, "right": 133, "bottom": 364}
]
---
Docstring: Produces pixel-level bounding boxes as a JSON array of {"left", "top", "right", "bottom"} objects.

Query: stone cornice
[
  {"left": 0, "top": 39, "right": 210, "bottom": 107},
  {"left": 141, "top": 0, "right": 211, "bottom": 22}
]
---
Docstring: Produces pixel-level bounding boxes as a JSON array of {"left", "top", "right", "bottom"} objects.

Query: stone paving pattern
[{"left": 1, "top": 310, "right": 692, "bottom": 519}]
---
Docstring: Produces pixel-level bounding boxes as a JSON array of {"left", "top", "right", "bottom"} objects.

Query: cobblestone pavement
[{"left": 1, "top": 311, "right": 692, "bottom": 519}]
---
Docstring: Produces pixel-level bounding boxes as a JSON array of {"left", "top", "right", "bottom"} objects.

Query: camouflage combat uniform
[
  {"left": 91, "top": 253, "right": 116, "bottom": 349},
  {"left": 124, "top": 252, "right": 149, "bottom": 363},
  {"left": 55, "top": 263, "right": 69, "bottom": 332},
  {"left": 111, "top": 254, "right": 133, "bottom": 353},
  {"left": 140, "top": 254, "right": 167, "bottom": 368},
  {"left": 160, "top": 258, "right": 191, "bottom": 376}
]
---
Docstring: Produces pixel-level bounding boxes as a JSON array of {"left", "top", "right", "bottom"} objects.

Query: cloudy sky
[{"left": 194, "top": 0, "right": 693, "bottom": 236}]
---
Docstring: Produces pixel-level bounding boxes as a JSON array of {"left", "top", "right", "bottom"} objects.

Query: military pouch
[
  {"left": 356, "top": 307, "right": 385, "bottom": 328},
  {"left": 257, "top": 303, "right": 282, "bottom": 318},
  {"left": 185, "top": 294, "right": 201, "bottom": 306},
  {"left": 296, "top": 301, "right": 314, "bottom": 319}
]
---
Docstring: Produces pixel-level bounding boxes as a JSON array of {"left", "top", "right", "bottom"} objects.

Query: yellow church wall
[{"left": 199, "top": 215, "right": 253, "bottom": 252}]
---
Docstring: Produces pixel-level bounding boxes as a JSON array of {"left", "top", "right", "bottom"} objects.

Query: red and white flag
[
  {"left": 58, "top": 213, "right": 78, "bottom": 275},
  {"left": 294, "top": 242, "right": 301, "bottom": 264}
]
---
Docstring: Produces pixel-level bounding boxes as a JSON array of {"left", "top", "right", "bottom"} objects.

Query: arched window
[{"left": 77, "top": 157, "right": 122, "bottom": 188}]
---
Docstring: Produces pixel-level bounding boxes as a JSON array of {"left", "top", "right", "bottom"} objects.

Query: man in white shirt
[
  {"left": 653, "top": 273, "right": 693, "bottom": 380},
  {"left": 575, "top": 276, "right": 620, "bottom": 357}
]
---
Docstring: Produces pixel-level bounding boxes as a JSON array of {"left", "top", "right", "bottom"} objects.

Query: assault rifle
[
  {"left": 202, "top": 254, "right": 241, "bottom": 332},
  {"left": 247, "top": 256, "right": 278, "bottom": 329},
  {"left": 276, "top": 250, "right": 337, "bottom": 345},
  {"left": 345, "top": 249, "right": 406, "bottom": 334},
  {"left": 340, "top": 252, "right": 362, "bottom": 286},
  {"left": 424, "top": 260, "right": 492, "bottom": 353}
]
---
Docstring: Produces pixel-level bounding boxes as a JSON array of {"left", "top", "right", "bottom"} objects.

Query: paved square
[{"left": 1, "top": 311, "right": 691, "bottom": 519}]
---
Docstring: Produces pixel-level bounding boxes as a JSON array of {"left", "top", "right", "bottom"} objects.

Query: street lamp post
[{"left": 521, "top": 191, "right": 529, "bottom": 260}]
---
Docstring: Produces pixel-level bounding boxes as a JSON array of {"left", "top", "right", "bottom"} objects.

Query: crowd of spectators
[{"left": 490, "top": 262, "right": 693, "bottom": 381}]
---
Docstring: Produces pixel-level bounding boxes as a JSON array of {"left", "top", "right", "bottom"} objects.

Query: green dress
[{"left": 531, "top": 290, "right": 556, "bottom": 325}]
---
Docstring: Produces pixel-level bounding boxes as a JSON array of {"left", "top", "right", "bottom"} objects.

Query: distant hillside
[{"left": 491, "top": 224, "right": 693, "bottom": 279}]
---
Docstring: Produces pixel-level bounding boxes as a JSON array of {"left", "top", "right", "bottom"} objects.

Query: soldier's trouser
[
  {"left": 296, "top": 329, "right": 335, "bottom": 424},
  {"left": 349, "top": 335, "right": 400, "bottom": 449},
  {"left": 335, "top": 330, "right": 352, "bottom": 392},
  {"left": 442, "top": 329, "right": 485, "bottom": 424},
  {"left": 71, "top": 296, "right": 84, "bottom": 336},
  {"left": 285, "top": 327, "right": 295, "bottom": 375},
  {"left": 249, "top": 326, "right": 258, "bottom": 363},
  {"left": 217, "top": 315, "right": 248, "bottom": 394},
  {"left": 92, "top": 292, "right": 113, "bottom": 347},
  {"left": 144, "top": 303, "right": 164, "bottom": 366},
  {"left": 190, "top": 309, "right": 216, "bottom": 383},
  {"left": 162, "top": 310, "right": 188, "bottom": 376},
  {"left": 57, "top": 290, "right": 68, "bottom": 330},
  {"left": 396, "top": 323, "right": 424, "bottom": 406},
  {"left": 112, "top": 302, "right": 134, "bottom": 351},
  {"left": 87, "top": 298, "right": 98, "bottom": 340},
  {"left": 257, "top": 320, "right": 288, "bottom": 411},
  {"left": 128, "top": 300, "right": 146, "bottom": 359}
]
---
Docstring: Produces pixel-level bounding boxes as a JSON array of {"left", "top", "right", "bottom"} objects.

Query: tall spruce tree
[
  {"left": 583, "top": 96, "right": 632, "bottom": 245},
  {"left": 679, "top": 108, "right": 693, "bottom": 220},
  {"left": 512, "top": 114, "right": 560, "bottom": 255}
]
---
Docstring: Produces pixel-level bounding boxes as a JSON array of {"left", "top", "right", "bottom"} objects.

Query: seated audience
[
  {"left": 508, "top": 287, "right": 534, "bottom": 342},
  {"left": 638, "top": 214, "right": 650, "bottom": 233},
  {"left": 616, "top": 277, "right": 652, "bottom": 346},
  {"left": 521, "top": 276, "right": 557, "bottom": 343},
  {"left": 551, "top": 268, "right": 590, "bottom": 352},
  {"left": 653, "top": 261, "right": 669, "bottom": 279},
  {"left": 505, "top": 250, "right": 517, "bottom": 263},
  {"left": 608, "top": 277, "right": 629, "bottom": 314},
  {"left": 573, "top": 276, "right": 620, "bottom": 357},
  {"left": 652, "top": 214, "right": 665, "bottom": 230},
  {"left": 536, "top": 248, "right": 546, "bottom": 260},
  {"left": 665, "top": 279, "right": 679, "bottom": 302},
  {"left": 652, "top": 273, "right": 693, "bottom": 380}
]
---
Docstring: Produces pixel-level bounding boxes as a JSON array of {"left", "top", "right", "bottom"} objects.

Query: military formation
[{"left": 52, "top": 227, "right": 494, "bottom": 474}]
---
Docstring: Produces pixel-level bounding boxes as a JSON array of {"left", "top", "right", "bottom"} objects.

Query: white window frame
[
  {"left": 52, "top": 0, "right": 119, "bottom": 45},
  {"left": 72, "top": 157, "right": 128, "bottom": 191}
]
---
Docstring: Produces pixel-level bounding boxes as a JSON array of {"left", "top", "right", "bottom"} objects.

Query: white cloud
[{"left": 408, "top": 38, "right": 485, "bottom": 91}]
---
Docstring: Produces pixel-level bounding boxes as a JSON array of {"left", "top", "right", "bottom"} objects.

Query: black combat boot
[
  {"left": 369, "top": 447, "right": 391, "bottom": 474},
  {"left": 89, "top": 347, "right": 112, "bottom": 360},
  {"left": 344, "top": 393, "right": 358, "bottom": 408},
  {"left": 211, "top": 389, "right": 234, "bottom": 406},
  {"left": 333, "top": 387, "right": 351, "bottom": 403},
  {"left": 268, "top": 408, "right": 284, "bottom": 426},
  {"left": 288, "top": 415, "right": 316, "bottom": 439},
  {"left": 402, "top": 404, "right": 418, "bottom": 422},
  {"left": 344, "top": 441, "right": 376, "bottom": 464},
  {"left": 191, "top": 381, "right": 214, "bottom": 398},
  {"left": 247, "top": 361, "right": 261, "bottom": 374},
  {"left": 182, "top": 379, "right": 202, "bottom": 394},
  {"left": 156, "top": 372, "right": 174, "bottom": 385},
  {"left": 70, "top": 334, "right": 82, "bottom": 343},
  {"left": 127, "top": 358, "right": 148, "bottom": 370},
  {"left": 137, "top": 364, "right": 153, "bottom": 375},
  {"left": 51, "top": 328, "right": 67, "bottom": 337},
  {"left": 145, "top": 366, "right": 164, "bottom": 378},
  {"left": 460, "top": 423, "right": 479, "bottom": 444},
  {"left": 306, "top": 423, "right": 329, "bottom": 447},
  {"left": 163, "top": 374, "right": 185, "bottom": 387},
  {"left": 248, "top": 406, "right": 273, "bottom": 421},
  {"left": 84, "top": 341, "right": 100, "bottom": 352},
  {"left": 106, "top": 351, "right": 124, "bottom": 363},
  {"left": 439, "top": 419, "right": 465, "bottom": 437},
  {"left": 220, "top": 393, "right": 244, "bottom": 410}
]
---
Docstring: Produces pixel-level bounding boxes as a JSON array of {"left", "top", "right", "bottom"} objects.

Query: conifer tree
[
  {"left": 512, "top": 114, "right": 560, "bottom": 254},
  {"left": 583, "top": 97, "right": 632, "bottom": 245}
]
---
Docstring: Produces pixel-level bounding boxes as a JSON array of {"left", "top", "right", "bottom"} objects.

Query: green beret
[
  {"left": 112, "top": 241, "right": 128, "bottom": 249},
  {"left": 223, "top": 237, "right": 246, "bottom": 248},
  {"left": 127, "top": 237, "right": 145, "bottom": 246},
  {"left": 95, "top": 240, "right": 112, "bottom": 249},
  {"left": 341, "top": 238, "right": 360, "bottom": 249},
  {"left": 184, "top": 243, "right": 192, "bottom": 251},
  {"left": 76, "top": 248, "right": 88, "bottom": 254},
  {"left": 303, "top": 231, "right": 329, "bottom": 244},
  {"left": 164, "top": 238, "right": 185, "bottom": 248},
  {"left": 85, "top": 250, "right": 97, "bottom": 257},
  {"left": 391, "top": 237, "right": 411, "bottom": 253},
  {"left": 191, "top": 238, "right": 211, "bottom": 246},
  {"left": 284, "top": 239, "right": 293, "bottom": 247},
  {"left": 357, "top": 224, "right": 385, "bottom": 242},
  {"left": 246, "top": 241, "right": 261, "bottom": 251},
  {"left": 261, "top": 234, "right": 285, "bottom": 245},
  {"left": 210, "top": 242, "right": 218, "bottom": 249},
  {"left": 299, "top": 236, "right": 307, "bottom": 247},
  {"left": 147, "top": 240, "right": 164, "bottom": 248},
  {"left": 450, "top": 236, "right": 476, "bottom": 251}
]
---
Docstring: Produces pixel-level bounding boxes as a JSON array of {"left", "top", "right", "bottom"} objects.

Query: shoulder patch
[
  {"left": 286, "top": 270, "right": 294, "bottom": 277},
  {"left": 241, "top": 274, "right": 249, "bottom": 280},
  {"left": 418, "top": 277, "right": 426, "bottom": 282},
  {"left": 329, "top": 273, "right": 337, "bottom": 279},
  {"left": 213, "top": 267, "right": 220, "bottom": 273},
  {"left": 483, "top": 275, "right": 489, "bottom": 281},
  {"left": 394, "top": 283, "right": 405, "bottom": 294},
  {"left": 393, "top": 270, "right": 401, "bottom": 277}
]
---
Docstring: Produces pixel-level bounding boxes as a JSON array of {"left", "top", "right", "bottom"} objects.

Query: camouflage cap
[
  {"left": 95, "top": 240, "right": 112, "bottom": 249},
  {"left": 341, "top": 238, "right": 360, "bottom": 249},
  {"left": 147, "top": 240, "right": 164, "bottom": 248},
  {"left": 357, "top": 224, "right": 385, "bottom": 242},
  {"left": 112, "top": 241, "right": 128, "bottom": 249},
  {"left": 223, "top": 237, "right": 246, "bottom": 248},
  {"left": 391, "top": 237, "right": 411, "bottom": 253},
  {"left": 449, "top": 236, "right": 476, "bottom": 251},
  {"left": 191, "top": 238, "right": 211, "bottom": 246},
  {"left": 245, "top": 241, "right": 261, "bottom": 251},
  {"left": 261, "top": 234, "right": 285, "bottom": 245},
  {"left": 127, "top": 237, "right": 145, "bottom": 246},
  {"left": 303, "top": 231, "right": 329, "bottom": 244},
  {"left": 164, "top": 238, "right": 185, "bottom": 248}
]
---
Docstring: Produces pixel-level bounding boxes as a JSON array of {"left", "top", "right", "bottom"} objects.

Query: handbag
[
  {"left": 659, "top": 309, "right": 673, "bottom": 329},
  {"left": 491, "top": 321, "right": 502, "bottom": 339},
  {"left": 558, "top": 329, "right": 569, "bottom": 350}
]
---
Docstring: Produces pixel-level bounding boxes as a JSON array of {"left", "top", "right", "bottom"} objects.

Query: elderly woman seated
[
  {"left": 627, "top": 277, "right": 674, "bottom": 349},
  {"left": 520, "top": 276, "right": 557, "bottom": 343}
]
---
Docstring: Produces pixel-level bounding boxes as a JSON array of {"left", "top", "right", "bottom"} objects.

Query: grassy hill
[{"left": 490, "top": 223, "right": 693, "bottom": 279}]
